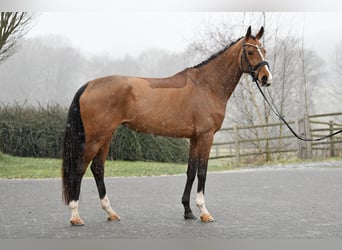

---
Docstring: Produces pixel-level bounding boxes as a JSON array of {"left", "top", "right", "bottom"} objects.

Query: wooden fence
[{"left": 210, "top": 112, "right": 342, "bottom": 165}]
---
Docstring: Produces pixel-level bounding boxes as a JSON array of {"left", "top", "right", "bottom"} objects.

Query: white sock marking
[
  {"left": 196, "top": 191, "right": 209, "bottom": 215},
  {"left": 69, "top": 200, "right": 80, "bottom": 219},
  {"left": 101, "top": 195, "right": 117, "bottom": 215}
]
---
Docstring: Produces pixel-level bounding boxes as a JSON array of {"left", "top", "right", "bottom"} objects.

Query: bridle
[{"left": 240, "top": 41, "right": 270, "bottom": 83}]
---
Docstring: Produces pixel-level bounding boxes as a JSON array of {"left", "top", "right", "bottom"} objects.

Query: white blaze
[{"left": 257, "top": 47, "right": 272, "bottom": 82}]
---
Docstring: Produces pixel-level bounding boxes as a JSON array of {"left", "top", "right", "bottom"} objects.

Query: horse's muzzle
[{"left": 261, "top": 75, "right": 271, "bottom": 87}]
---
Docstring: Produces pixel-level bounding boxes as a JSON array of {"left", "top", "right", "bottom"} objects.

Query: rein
[
  {"left": 240, "top": 41, "right": 342, "bottom": 141},
  {"left": 254, "top": 79, "right": 342, "bottom": 142}
]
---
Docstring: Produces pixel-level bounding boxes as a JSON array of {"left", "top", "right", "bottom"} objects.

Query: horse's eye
[{"left": 248, "top": 51, "right": 254, "bottom": 56}]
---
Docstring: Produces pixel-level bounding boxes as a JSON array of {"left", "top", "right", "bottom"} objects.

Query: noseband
[{"left": 240, "top": 42, "right": 270, "bottom": 82}]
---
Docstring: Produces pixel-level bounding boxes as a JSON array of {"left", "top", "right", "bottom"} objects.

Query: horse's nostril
[
  {"left": 261, "top": 76, "right": 270, "bottom": 86},
  {"left": 261, "top": 76, "right": 268, "bottom": 83}
]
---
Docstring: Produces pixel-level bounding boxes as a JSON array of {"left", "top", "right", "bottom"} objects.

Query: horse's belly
[{"left": 124, "top": 110, "right": 195, "bottom": 138}]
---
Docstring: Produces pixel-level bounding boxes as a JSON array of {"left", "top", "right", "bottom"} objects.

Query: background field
[
  {"left": 2, "top": 151, "right": 342, "bottom": 179},
  {"left": 0, "top": 152, "right": 235, "bottom": 179}
]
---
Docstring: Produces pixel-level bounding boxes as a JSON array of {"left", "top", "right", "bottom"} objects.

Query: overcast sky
[{"left": 27, "top": 12, "right": 342, "bottom": 62}]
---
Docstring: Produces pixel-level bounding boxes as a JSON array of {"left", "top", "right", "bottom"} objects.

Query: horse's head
[{"left": 239, "top": 26, "right": 272, "bottom": 87}]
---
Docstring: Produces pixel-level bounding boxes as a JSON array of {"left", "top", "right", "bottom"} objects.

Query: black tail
[{"left": 62, "top": 83, "right": 88, "bottom": 205}]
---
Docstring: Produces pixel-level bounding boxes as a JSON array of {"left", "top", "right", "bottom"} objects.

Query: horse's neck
[{"left": 194, "top": 42, "right": 243, "bottom": 101}]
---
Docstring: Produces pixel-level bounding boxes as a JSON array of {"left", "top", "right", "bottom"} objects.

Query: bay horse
[{"left": 62, "top": 26, "right": 272, "bottom": 225}]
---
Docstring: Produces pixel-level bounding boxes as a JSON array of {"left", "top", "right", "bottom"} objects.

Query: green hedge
[
  {"left": 0, "top": 104, "right": 188, "bottom": 163},
  {"left": 0, "top": 104, "right": 66, "bottom": 158}
]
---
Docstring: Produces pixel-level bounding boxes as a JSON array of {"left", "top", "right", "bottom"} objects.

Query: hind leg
[
  {"left": 68, "top": 160, "right": 88, "bottom": 226},
  {"left": 69, "top": 200, "right": 84, "bottom": 226},
  {"left": 91, "top": 137, "right": 120, "bottom": 221},
  {"left": 68, "top": 137, "right": 109, "bottom": 226}
]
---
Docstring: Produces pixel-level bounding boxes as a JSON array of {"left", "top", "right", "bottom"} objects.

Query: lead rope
[{"left": 254, "top": 79, "right": 342, "bottom": 141}]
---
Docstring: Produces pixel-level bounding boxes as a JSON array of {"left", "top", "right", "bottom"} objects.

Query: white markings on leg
[
  {"left": 196, "top": 191, "right": 215, "bottom": 222},
  {"left": 101, "top": 195, "right": 120, "bottom": 221},
  {"left": 69, "top": 200, "right": 80, "bottom": 219},
  {"left": 69, "top": 200, "right": 84, "bottom": 225},
  {"left": 196, "top": 191, "right": 209, "bottom": 215},
  {"left": 101, "top": 195, "right": 114, "bottom": 213}
]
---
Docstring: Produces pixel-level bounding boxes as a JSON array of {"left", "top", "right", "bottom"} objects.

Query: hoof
[
  {"left": 70, "top": 217, "right": 84, "bottom": 226},
  {"left": 184, "top": 211, "right": 197, "bottom": 220},
  {"left": 107, "top": 213, "right": 120, "bottom": 221},
  {"left": 200, "top": 213, "right": 215, "bottom": 223}
]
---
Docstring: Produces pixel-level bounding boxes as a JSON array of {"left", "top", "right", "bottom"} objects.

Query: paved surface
[{"left": 1, "top": 163, "right": 342, "bottom": 238}]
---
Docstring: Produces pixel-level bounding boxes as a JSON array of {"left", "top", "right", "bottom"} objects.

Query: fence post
[
  {"left": 329, "top": 120, "right": 335, "bottom": 157},
  {"left": 296, "top": 115, "right": 312, "bottom": 160},
  {"left": 296, "top": 118, "right": 305, "bottom": 159},
  {"left": 304, "top": 114, "right": 313, "bottom": 159},
  {"left": 233, "top": 125, "right": 240, "bottom": 166}
]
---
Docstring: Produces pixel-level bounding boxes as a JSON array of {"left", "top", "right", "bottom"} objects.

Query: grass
[
  {"left": 2, "top": 152, "right": 341, "bottom": 179},
  {"left": 0, "top": 153, "right": 233, "bottom": 179}
]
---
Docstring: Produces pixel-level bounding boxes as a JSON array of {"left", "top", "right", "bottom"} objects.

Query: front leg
[
  {"left": 181, "top": 133, "right": 215, "bottom": 222},
  {"left": 196, "top": 133, "right": 215, "bottom": 222}
]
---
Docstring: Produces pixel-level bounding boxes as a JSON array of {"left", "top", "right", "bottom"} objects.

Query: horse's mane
[{"left": 191, "top": 37, "right": 243, "bottom": 69}]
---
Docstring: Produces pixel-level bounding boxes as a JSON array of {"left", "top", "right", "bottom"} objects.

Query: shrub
[
  {"left": 0, "top": 104, "right": 66, "bottom": 158},
  {"left": 110, "top": 125, "right": 189, "bottom": 163},
  {"left": 0, "top": 104, "right": 188, "bottom": 163}
]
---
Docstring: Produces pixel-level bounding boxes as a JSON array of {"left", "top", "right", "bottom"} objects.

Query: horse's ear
[
  {"left": 245, "top": 26, "right": 252, "bottom": 39},
  {"left": 256, "top": 26, "right": 264, "bottom": 40}
]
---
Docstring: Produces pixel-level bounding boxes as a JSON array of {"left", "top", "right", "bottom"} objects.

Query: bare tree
[
  {"left": 332, "top": 40, "right": 342, "bottom": 99},
  {"left": 0, "top": 12, "right": 36, "bottom": 63},
  {"left": 336, "top": 42, "right": 342, "bottom": 77},
  {"left": 0, "top": 36, "right": 86, "bottom": 105},
  {"left": 0, "top": 34, "right": 192, "bottom": 105}
]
